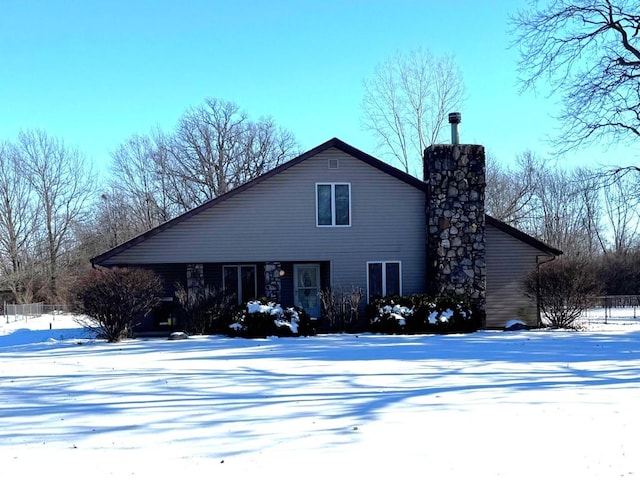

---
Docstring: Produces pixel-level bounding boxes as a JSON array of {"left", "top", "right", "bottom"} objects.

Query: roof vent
[
  {"left": 448, "top": 112, "right": 461, "bottom": 145},
  {"left": 328, "top": 158, "right": 339, "bottom": 169}
]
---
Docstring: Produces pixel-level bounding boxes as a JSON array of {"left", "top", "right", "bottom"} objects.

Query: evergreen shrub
[
  {"left": 229, "top": 299, "right": 316, "bottom": 338},
  {"left": 368, "top": 294, "right": 480, "bottom": 334}
]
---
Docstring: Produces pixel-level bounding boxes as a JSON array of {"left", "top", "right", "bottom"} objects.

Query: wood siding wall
[{"left": 103, "top": 148, "right": 427, "bottom": 302}]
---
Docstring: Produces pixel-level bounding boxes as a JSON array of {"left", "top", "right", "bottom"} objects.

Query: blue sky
[{"left": 1, "top": 0, "right": 636, "bottom": 179}]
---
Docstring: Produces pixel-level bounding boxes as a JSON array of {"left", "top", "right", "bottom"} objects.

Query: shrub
[
  {"left": 174, "top": 283, "right": 236, "bottom": 334},
  {"left": 229, "top": 300, "right": 315, "bottom": 338},
  {"left": 370, "top": 301, "right": 414, "bottom": 334},
  {"left": 593, "top": 250, "right": 640, "bottom": 295},
  {"left": 72, "top": 267, "right": 163, "bottom": 342},
  {"left": 368, "top": 294, "right": 479, "bottom": 334},
  {"left": 524, "top": 258, "right": 602, "bottom": 329},
  {"left": 319, "top": 286, "right": 363, "bottom": 332}
]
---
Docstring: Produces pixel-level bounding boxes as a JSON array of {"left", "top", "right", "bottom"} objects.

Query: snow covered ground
[{"left": 1, "top": 309, "right": 639, "bottom": 479}]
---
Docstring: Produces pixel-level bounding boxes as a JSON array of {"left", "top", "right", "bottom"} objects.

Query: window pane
[
  {"left": 386, "top": 262, "right": 400, "bottom": 296},
  {"left": 335, "top": 184, "right": 350, "bottom": 225},
  {"left": 240, "top": 266, "right": 256, "bottom": 303},
  {"left": 223, "top": 266, "right": 239, "bottom": 303},
  {"left": 317, "top": 184, "right": 332, "bottom": 225},
  {"left": 368, "top": 263, "right": 383, "bottom": 299}
]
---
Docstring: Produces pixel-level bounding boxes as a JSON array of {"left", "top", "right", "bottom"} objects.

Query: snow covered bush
[
  {"left": 370, "top": 302, "right": 414, "bottom": 334},
  {"left": 368, "top": 294, "right": 479, "bottom": 334},
  {"left": 72, "top": 267, "right": 163, "bottom": 342},
  {"left": 229, "top": 300, "right": 315, "bottom": 338}
]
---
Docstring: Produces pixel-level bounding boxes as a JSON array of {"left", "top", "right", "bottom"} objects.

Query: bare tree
[
  {"left": 601, "top": 172, "right": 640, "bottom": 253},
  {"left": 362, "top": 49, "right": 465, "bottom": 175},
  {"left": 15, "top": 129, "right": 95, "bottom": 302},
  {"left": 572, "top": 167, "right": 608, "bottom": 255},
  {"left": 110, "top": 131, "right": 178, "bottom": 234},
  {"left": 237, "top": 117, "right": 298, "bottom": 186},
  {"left": 487, "top": 154, "right": 608, "bottom": 257},
  {"left": 485, "top": 151, "right": 542, "bottom": 227},
  {"left": 511, "top": 0, "right": 640, "bottom": 152},
  {"left": 92, "top": 190, "right": 140, "bottom": 250},
  {"left": 166, "top": 98, "right": 299, "bottom": 209},
  {"left": 0, "top": 141, "right": 40, "bottom": 302},
  {"left": 171, "top": 98, "right": 246, "bottom": 205}
]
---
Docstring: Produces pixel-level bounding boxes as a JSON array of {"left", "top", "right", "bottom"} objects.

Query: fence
[
  {"left": 4, "top": 303, "right": 70, "bottom": 323},
  {"left": 588, "top": 295, "right": 639, "bottom": 320}
]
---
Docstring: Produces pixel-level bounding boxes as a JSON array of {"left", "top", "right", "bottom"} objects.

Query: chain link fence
[
  {"left": 3, "top": 303, "right": 70, "bottom": 323},
  {"left": 585, "top": 295, "right": 639, "bottom": 322}
]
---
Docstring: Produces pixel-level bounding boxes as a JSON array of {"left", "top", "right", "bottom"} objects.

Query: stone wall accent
[
  {"left": 424, "top": 144, "right": 486, "bottom": 324},
  {"left": 264, "top": 262, "right": 282, "bottom": 302}
]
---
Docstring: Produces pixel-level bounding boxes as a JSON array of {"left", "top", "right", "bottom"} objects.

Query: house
[{"left": 91, "top": 137, "right": 561, "bottom": 331}]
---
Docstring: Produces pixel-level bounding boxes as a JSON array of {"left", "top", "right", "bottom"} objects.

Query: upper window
[
  {"left": 367, "top": 261, "right": 401, "bottom": 301},
  {"left": 316, "top": 183, "right": 351, "bottom": 227}
]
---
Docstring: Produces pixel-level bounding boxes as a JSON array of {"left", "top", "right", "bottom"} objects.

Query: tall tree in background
[
  {"left": 111, "top": 131, "right": 177, "bottom": 232},
  {"left": 572, "top": 167, "right": 607, "bottom": 255},
  {"left": 485, "top": 151, "right": 541, "bottom": 227},
  {"left": 105, "top": 98, "right": 299, "bottom": 236},
  {"left": 486, "top": 152, "right": 640, "bottom": 257},
  {"left": 171, "top": 98, "right": 246, "bottom": 205},
  {"left": 533, "top": 166, "right": 599, "bottom": 256},
  {"left": 0, "top": 141, "right": 40, "bottom": 302},
  {"left": 361, "top": 49, "right": 465, "bottom": 175},
  {"left": 167, "top": 98, "right": 299, "bottom": 209},
  {"left": 601, "top": 172, "right": 640, "bottom": 253},
  {"left": 15, "top": 129, "right": 94, "bottom": 301},
  {"left": 511, "top": 0, "right": 640, "bottom": 153}
]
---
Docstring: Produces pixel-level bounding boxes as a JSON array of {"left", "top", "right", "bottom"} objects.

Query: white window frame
[
  {"left": 366, "top": 261, "right": 402, "bottom": 302},
  {"left": 316, "top": 182, "right": 351, "bottom": 227},
  {"left": 222, "top": 264, "right": 257, "bottom": 305}
]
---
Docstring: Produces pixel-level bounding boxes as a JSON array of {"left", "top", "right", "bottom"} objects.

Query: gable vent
[{"left": 328, "top": 158, "right": 339, "bottom": 169}]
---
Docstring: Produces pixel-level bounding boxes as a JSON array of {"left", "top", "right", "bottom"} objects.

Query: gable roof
[
  {"left": 91, "top": 137, "right": 561, "bottom": 265},
  {"left": 485, "top": 216, "right": 562, "bottom": 256},
  {"left": 91, "top": 138, "right": 423, "bottom": 265}
]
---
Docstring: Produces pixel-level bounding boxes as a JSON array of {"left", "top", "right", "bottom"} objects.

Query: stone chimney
[{"left": 424, "top": 113, "right": 486, "bottom": 326}]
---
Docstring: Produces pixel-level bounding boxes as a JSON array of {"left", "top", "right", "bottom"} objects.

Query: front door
[{"left": 294, "top": 263, "right": 321, "bottom": 318}]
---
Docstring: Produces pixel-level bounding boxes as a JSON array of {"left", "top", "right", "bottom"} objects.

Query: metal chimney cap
[{"left": 448, "top": 112, "right": 462, "bottom": 124}]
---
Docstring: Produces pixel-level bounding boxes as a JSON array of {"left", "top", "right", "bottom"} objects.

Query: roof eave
[
  {"left": 486, "top": 215, "right": 563, "bottom": 256},
  {"left": 92, "top": 137, "right": 427, "bottom": 265}
]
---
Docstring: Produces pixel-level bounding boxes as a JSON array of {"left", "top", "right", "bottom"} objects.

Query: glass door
[{"left": 294, "top": 264, "right": 321, "bottom": 317}]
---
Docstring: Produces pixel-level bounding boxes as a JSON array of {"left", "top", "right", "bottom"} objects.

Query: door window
[{"left": 294, "top": 264, "right": 321, "bottom": 317}]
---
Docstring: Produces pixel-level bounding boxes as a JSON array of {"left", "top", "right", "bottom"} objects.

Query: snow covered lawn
[{"left": 1, "top": 311, "right": 639, "bottom": 479}]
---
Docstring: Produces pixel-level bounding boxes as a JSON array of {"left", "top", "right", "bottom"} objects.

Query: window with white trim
[
  {"left": 223, "top": 265, "right": 257, "bottom": 305},
  {"left": 316, "top": 183, "right": 351, "bottom": 226},
  {"left": 367, "top": 261, "right": 401, "bottom": 300}
]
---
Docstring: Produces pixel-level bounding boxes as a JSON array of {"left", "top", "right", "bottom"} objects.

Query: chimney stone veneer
[{"left": 424, "top": 144, "right": 486, "bottom": 325}]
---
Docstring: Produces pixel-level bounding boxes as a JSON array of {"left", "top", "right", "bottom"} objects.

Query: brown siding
[{"left": 485, "top": 223, "right": 553, "bottom": 328}]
